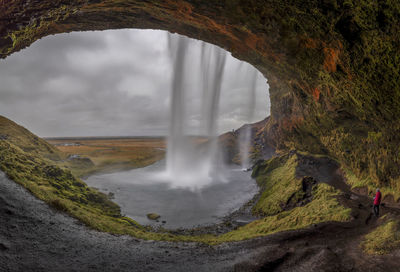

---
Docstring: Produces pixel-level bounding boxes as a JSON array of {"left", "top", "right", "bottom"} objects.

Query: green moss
[
  {"left": 0, "top": 137, "right": 352, "bottom": 244},
  {"left": 362, "top": 219, "right": 400, "bottom": 255},
  {"left": 0, "top": 116, "right": 62, "bottom": 160},
  {"left": 252, "top": 154, "right": 303, "bottom": 216},
  {"left": 204, "top": 153, "right": 351, "bottom": 244},
  {"left": 204, "top": 183, "right": 351, "bottom": 244},
  {"left": 0, "top": 139, "right": 187, "bottom": 241},
  {"left": 5, "top": 4, "right": 80, "bottom": 55},
  {"left": 147, "top": 213, "right": 161, "bottom": 220},
  {"left": 344, "top": 169, "right": 400, "bottom": 202},
  {"left": 0, "top": 141, "right": 120, "bottom": 215}
]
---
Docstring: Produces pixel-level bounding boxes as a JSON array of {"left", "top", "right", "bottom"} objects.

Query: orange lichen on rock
[
  {"left": 300, "top": 37, "right": 342, "bottom": 73},
  {"left": 302, "top": 37, "right": 319, "bottom": 49},
  {"left": 312, "top": 87, "right": 321, "bottom": 102},
  {"left": 281, "top": 116, "right": 304, "bottom": 130},
  {"left": 244, "top": 33, "right": 258, "bottom": 49},
  {"left": 165, "top": 0, "right": 193, "bottom": 18},
  {"left": 323, "top": 47, "right": 340, "bottom": 72},
  {"left": 176, "top": 0, "right": 192, "bottom": 15},
  {"left": 242, "top": 32, "right": 282, "bottom": 62}
]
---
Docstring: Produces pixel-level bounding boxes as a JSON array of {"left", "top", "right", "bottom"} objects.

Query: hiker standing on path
[{"left": 373, "top": 188, "right": 382, "bottom": 217}]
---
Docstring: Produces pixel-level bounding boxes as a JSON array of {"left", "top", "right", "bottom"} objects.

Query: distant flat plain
[{"left": 46, "top": 137, "right": 167, "bottom": 177}]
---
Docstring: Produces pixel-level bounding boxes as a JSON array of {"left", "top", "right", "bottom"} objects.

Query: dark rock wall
[{"left": 0, "top": 0, "right": 399, "bottom": 190}]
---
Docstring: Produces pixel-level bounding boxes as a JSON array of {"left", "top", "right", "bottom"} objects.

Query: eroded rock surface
[{"left": 1, "top": 0, "right": 399, "bottom": 190}]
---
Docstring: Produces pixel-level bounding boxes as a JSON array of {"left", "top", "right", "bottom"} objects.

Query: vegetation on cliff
[
  {"left": 1, "top": 0, "right": 399, "bottom": 198},
  {"left": 251, "top": 154, "right": 302, "bottom": 215},
  {"left": 200, "top": 152, "right": 351, "bottom": 244},
  {"left": 0, "top": 116, "right": 351, "bottom": 244},
  {"left": 362, "top": 217, "right": 400, "bottom": 255},
  {"left": 208, "top": 182, "right": 350, "bottom": 243}
]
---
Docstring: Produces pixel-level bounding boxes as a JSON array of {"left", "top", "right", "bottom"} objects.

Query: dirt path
[{"left": 1, "top": 154, "right": 400, "bottom": 271}]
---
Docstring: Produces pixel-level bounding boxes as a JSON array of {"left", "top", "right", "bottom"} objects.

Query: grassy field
[{"left": 46, "top": 137, "right": 166, "bottom": 177}]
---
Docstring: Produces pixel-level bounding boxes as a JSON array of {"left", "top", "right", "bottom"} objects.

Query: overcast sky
[{"left": 0, "top": 29, "right": 270, "bottom": 137}]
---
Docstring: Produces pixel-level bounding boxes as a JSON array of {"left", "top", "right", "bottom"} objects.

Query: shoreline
[{"left": 84, "top": 161, "right": 261, "bottom": 233}]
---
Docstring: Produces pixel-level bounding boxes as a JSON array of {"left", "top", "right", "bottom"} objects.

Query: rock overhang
[{"left": 1, "top": 0, "right": 399, "bottom": 190}]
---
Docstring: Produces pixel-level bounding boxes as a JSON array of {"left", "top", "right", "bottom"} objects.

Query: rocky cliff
[{"left": 1, "top": 0, "right": 399, "bottom": 194}]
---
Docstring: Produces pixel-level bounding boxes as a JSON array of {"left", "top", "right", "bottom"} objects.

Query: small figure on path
[{"left": 373, "top": 188, "right": 382, "bottom": 217}]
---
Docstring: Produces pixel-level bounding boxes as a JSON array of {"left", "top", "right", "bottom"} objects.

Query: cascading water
[
  {"left": 239, "top": 68, "right": 258, "bottom": 169},
  {"left": 19, "top": 29, "right": 270, "bottom": 228},
  {"left": 199, "top": 41, "right": 227, "bottom": 173},
  {"left": 163, "top": 34, "right": 227, "bottom": 190}
]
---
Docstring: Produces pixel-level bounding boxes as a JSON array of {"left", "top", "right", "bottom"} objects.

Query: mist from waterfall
[
  {"left": 239, "top": 68, "right": 258, "bottom": 169},
  {"left": 162, "top": 33, "right": 227, "bottom": 190}
]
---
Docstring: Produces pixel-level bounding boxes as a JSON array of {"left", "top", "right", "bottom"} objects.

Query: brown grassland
[{"left": 46, "top": 137, "right": 166, "bottom": 177}]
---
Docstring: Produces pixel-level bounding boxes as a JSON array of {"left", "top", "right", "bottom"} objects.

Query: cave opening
[
  {"left": 2, "top": 2, "right": 400, "bottom": 269},
  {"left": 0, "top": 28, "right": 272, "bottom": 228}
]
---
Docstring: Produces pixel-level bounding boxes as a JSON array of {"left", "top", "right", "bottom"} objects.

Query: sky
[{"left": 0, "top": 29, "right": 270, "bottom": 137}]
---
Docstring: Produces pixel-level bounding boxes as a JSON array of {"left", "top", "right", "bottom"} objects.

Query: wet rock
[
  {"left": 108, "top": 192, "right": 115, "bottom": 200},
  {"left": 3, "top": 208, "right": 13, "bottom": 215},
  {"left": 147, "top": 213, "right": 160, "bottom": 220},
  {"left": 383, "top": 194, "right": 395, "bottom": 204},
  {"left": 350, "top": 194, "right": 359, "bottom": 200},
  {"left": 0, "top": 242, "right": 9, "bottom": 250},
  {"left": 283, "top": 176, "right": 317, "bottom": 210}
]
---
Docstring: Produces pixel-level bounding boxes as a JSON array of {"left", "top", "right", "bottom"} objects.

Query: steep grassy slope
[
  {"left": 251, "top": 154, "right": 302, "bottom": 216},
  {"left": 362, "top": 217, "right": 400, "bottom": 255},
  {"left": 0, "top": 116, "right": 62, "bottom": 161},
  {"left": 0, "top": 116, "right": 146, "bottom": 235},
  {"left": 209, "top": 183, "right": 350, "bottom": 243},
  {"left": 202, "top": 153, "right": 351, "bottom": 244}
]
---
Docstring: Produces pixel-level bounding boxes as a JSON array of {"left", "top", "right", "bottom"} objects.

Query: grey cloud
[{"left": 0, "top": 29, "right": 269, "bottom": 137}]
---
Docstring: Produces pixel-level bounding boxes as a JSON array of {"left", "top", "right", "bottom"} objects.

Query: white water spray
[
  {"left": 239, "top": 68, "right": 258, "bottom": 169},
  {"left": 163, "top": 34, "right": 227, "bottom": 190}
]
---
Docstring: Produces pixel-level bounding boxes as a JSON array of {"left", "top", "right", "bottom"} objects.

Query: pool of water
[{"left": 84, "top": 160, "right": 258, "bottom": 229}]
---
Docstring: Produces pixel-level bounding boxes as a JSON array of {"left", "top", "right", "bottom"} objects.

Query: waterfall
[
  {"left": 200, "top": 41, "right": 227, "bottom": 172},
  {"left": 166, "top": 35, "right": 188, "bottom": 179},
  {"left": 239, "top": 68, "right": 258, "bottom": 169},
  {"left": 163, "top": 34, "right": 227, "bottom": 190}
]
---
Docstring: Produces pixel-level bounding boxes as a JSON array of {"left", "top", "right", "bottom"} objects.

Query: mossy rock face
[
  {"left": 147, "top": 213, "right": 161, "bottom": 220},
  {"left": 0, "top": 1, "right": 399, "bottom": 196}
]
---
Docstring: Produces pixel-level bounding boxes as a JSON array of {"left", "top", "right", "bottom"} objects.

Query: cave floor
[{"left": 1, "top": 155, "right": 400, "bottom": 272}]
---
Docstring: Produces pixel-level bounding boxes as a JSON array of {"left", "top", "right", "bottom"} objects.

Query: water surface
[{"left": 84, "top": 161, "right": 258, "bottom": 229}]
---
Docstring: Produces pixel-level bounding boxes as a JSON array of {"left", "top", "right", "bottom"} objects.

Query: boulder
[{"left": 146, "top": 213, "right": 160, "bottom": 220}]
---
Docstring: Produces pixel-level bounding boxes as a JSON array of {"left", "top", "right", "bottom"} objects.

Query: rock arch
[{"left": 1, "top": 0, "right": 399, "bottom": 189}]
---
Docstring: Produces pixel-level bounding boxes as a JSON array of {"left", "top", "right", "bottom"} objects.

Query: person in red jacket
[{"left": 373, "top": 188, "right": 382, "bottom": 217}]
